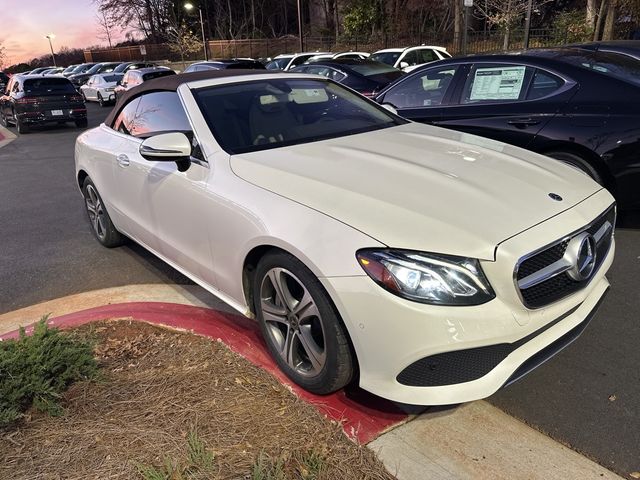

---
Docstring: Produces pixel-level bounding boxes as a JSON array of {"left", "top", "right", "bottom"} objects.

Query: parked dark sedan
[
  {"left": 69, "top": 62, "right": 120, "bottom": 87},
  {"left": 375, "top": 48, "right": 640, "bottom": 210},
  {"left": 290, "top": 58, "right": 404, "bottom": 97},
  {"left": 569, "top": 40, "right": 640, "bottom": 61},
  {"left": 0, "top": 75, "right": 86, "bottom": 133},
  {"left": 183, "top": 59, "right": 266, "bottom": 72}
]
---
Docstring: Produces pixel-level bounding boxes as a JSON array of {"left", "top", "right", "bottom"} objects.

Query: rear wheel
[
  {"left": 546, "top": 151, "right": 603, "bottom": 185},
  {"left": 82, "top": 177, "right": 124, "bottom": 248},
  {"left": 75, "top": 118, "right": 88, "bottom": 128},
  {"left": 253, "top": 251, "right": 355, "bottom": 395}
]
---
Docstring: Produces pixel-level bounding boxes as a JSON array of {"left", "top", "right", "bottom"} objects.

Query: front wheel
[
  {"left": 253, "top": 251, "right": 355, "bottom": 395},
  {"left": 82, "top": 177, "right": 124, "bottom": 248},
  {"left": 0, "top": 110, "right": 9, "bottom": 128},
  {"left": 98, "top": 93, "right": 105, "bottom": 107}
]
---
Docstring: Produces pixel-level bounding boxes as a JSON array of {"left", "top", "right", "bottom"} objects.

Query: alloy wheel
[
  {"left": 85, "top": 184, "right": 107, "bottom": 241},
  {"left": 259, "top": 268, "right": 327, "bottom": 377}
]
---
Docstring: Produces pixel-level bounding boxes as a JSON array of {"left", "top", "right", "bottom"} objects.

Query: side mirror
[
  {"left": 139, "top": 132, "right": 192, "bottom": 172},
  {"left": 399, "top": 61, "right": 409, "bottom": 69},
  {"left": 381, "top": 103, "right": 398, "bottom": 116}
]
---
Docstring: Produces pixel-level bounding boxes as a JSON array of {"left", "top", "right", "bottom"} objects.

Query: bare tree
[
  {"left": 96, "top": 10, "right": 118, "bottom": 48},
  {"left": 167, "top": 22, "right": 203, "bottom": 69},
  {"left": 475, "top": 0, "right": 552, "bottom": 50},
  {"left": 0, "top": 42, "right": 6, "bottom": 70}
]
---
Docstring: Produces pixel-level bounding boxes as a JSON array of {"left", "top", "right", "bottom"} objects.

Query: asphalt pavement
[{"left": 0, "top": 103, "right": 638, "bottom": 477}]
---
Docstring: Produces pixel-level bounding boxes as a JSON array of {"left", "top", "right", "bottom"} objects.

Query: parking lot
[{"left": 1, "top": 102, "right": 639, "bottom": 477}]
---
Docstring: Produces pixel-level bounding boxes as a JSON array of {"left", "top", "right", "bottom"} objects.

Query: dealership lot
[{"left": 0, "top": 103, "right": 638, "bottom": 476}]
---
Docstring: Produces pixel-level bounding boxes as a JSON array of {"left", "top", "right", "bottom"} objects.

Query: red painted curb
[
  {"left": 1, "top": 302, "right": 408, "bottom": 443},
  {"left": 0, "top": 131, "right": 5, "bottom": 142}
]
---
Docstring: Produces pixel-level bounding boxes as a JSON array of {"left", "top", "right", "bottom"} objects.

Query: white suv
[{"left": 371, "top": 45, "right": 451, "bottom": 72}]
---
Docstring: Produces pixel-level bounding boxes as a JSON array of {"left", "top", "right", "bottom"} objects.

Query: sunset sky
[{"left": 0, "top": 0, "right": 127, "bottom": 65}]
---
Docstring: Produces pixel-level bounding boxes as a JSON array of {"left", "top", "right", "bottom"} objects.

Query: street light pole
[
  {"left": 523, "top": 0, "right": 533, "bottom": 49},
  {"left": 45, "top": 34, "right": 57, "bottom": 67},
  {"left": 184, "top": 2, "right": 208, "bottom": 61},
  {"left": 297, "top": 0, "right": 304, "bottom": 52}
]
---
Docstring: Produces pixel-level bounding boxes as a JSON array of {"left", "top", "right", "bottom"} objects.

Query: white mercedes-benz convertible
[{"left": 75, "top": 70, "right": 615, "bottom": 405}]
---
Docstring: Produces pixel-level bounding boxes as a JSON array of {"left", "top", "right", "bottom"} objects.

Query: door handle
[
  {"left": 507, "top": 118, "right": 541, "bottom": 128},
  {"left": 116, "top": 154, "right": 130, "bottom": 167}
]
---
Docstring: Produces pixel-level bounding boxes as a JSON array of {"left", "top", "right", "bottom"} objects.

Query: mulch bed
[{"left": 0, "top": 320, "right": 394, "bottom": 479}]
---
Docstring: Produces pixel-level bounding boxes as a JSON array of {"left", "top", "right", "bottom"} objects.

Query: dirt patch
[{"left": 0, "top": 320, "right": 394, "bottom": 479}]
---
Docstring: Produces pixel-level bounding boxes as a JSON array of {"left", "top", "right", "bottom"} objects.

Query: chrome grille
[{"left": 515, "top": 205, "right": 615, "bottom": 309}]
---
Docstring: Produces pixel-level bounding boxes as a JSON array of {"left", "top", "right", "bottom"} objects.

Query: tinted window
[
  {"left": 553, "top": 50, "right": 640, "bottom": 86},
  {"left": 142, "top": 70, "right": 176, "bottom": 82},
  {"left": 402, "top": 50, "right": 419, "bottom": 66},
  {"left": 371, "top": 52, "right": 401, "bottom": 66},
  {"left": 127, "top": 92, "right": 191, "bottom": 138},
  {"left": 384, "top": 66, "right": 458, "bottom": 108},
  {"left": 103, "top": 74, "right": 123, "bottom": 83},
  {"left": 266, "top": 58, "right": 290, "bottom": 70},
  {"left": 526, "top": 69, "right": 564, "bottom": 100},
  {"left": 290, "top": 55, "right": 314, "bottom": 68},
  {"left": 306, "top": 66, "right": 346, "bottom": 82},
  {"left": 0, "top": 73, "right": 9, "bottom": 83},
  {"left": 349, "top": 62, "right": 399, "bottom": 76},
  {"left": 417, "top": 49, "right": 438, "bottom": 64},
  {"left": 193, "top": 78, "right": 403, "bottom": 154},
  {"left": 23, "top": 78, "right": 76, "bottom": 95},
  {"left": 462, "top": 64, "right": 531, "bottom": 104}
]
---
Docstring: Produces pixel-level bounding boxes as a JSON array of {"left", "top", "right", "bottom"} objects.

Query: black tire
[
  {"left": 546, "top": 151, "right": 603, "bottom": 185},
  {"left": 0, "top": 110, "right": 9, "bottom": 128},
  {"left": 252, "top": 251, "right": 354, "bottom": 395},
  {"left": 75, "top": 118, "right": 88, "bottom": 128},
  {"left": 16, "top": 118, "right": 29, "bottom": 134},
  {"left": 98, "top": 93, "right": 105, "bottom": 107},
  {"left": 82, "top": 177, "right": 124, "bottom": 248}
]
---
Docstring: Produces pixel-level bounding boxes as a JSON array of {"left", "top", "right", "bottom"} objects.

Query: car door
[
  {"left": 86, "top": 76, "right": 98, "bottom": 100},
  {"left": 434, "top": 63, "right": 576, "bottom": 149},
  {"left": 377, "top": 64, "right": 464, "bottom": 124},
  {"left": 111, "top": 91, "right": 215, "bottom": 284}
]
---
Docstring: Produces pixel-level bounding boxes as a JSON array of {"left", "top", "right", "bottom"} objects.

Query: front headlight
[{"left": 356, "top": 249, "right": 495, "bottom": 306}]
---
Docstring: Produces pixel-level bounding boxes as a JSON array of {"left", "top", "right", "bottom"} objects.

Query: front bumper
[{"left": 321, "top": 189, "right": 615, "bottom": 405}]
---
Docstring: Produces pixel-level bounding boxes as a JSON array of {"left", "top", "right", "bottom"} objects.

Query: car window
[
  {"left": 552, "top": 50, "right": 640, "bottom": 86},
  {"left": 526, "top": 69, "right": 564, "bottom": 100},
  {"left": 402, "top": 50, "right": 419, "bottom": 66},
  {"left": 23, "top": 78, "right": 76, "bottom": 95},
  {"left": 266, "top": 58, "right": 291, "bottom": 70},
  {"left": 141, "top": 70, "right": 176, "bottom": 82},
  {"left": 370, "top": 52, "right": 401, "bottom": 66},
  {"left": 113, "top": 97, "right": 141, "bottom": 135},
  {"left": 306, "top": 66, "right": 346, "bottom": 82},
  {"left": 125, "top": 92, "right": 191, "bottom": 138},
  {"left": 193, "top": 78, "right": 404, "bottom": 154},
  {"left": 462, "top": 64, "right": 532, "bottom": 104},
  {"left": 103, "top": 74, "right": 123, "bottom": 83},
  {"left": 417, "top": 49, "right": 439, "bottom": 64},
  {"left": 290, "top": 55, "right": 313, "bottom": 68},
  {"left": 384, "top": 66, "right": 458, "bottom": 108}
]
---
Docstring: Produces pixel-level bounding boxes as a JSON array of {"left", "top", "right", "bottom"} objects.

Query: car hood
[{"left": 230, "top": 123, "right": 602, "bottom": 260}]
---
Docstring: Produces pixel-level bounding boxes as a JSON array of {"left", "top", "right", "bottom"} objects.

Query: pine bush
[{"left": 0, "top": 317, "right": 97, "bottom": 428}]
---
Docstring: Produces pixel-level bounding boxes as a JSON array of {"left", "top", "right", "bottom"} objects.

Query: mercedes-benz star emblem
[
  {"left": 549, "top": 193, "right": 563, "bottom": 201},
  {"left": 566, "top": 233, "right": 597, "bottom": 281}
]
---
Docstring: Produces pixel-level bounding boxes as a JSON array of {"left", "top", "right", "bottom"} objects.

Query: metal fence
[{"left": 83, "top": 28, "right": 611, "bottom": 63}]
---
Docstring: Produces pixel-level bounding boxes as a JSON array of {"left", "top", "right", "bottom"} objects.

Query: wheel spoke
[
  {"left": 298, "top": 324, "right": 325, "bottom": 373},
  {"left": 268, "top": 269, "right": 295, "bottom": 312},
  {"left": 293, "top": 289, "right": 320, "bottom": 321},
  {"left": 86, "top": 201, "right": 96, "bottom": 215},
  {"left": 284, "top": 326, "right": 297, "bottom": 366}
]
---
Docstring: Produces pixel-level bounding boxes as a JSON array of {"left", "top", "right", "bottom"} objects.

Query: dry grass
[{"left": 0, "top": 320, "right": 394, "bottom": 480}]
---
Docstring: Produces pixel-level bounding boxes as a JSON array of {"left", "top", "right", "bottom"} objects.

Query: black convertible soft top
[{"left": 105, "top": 69, "right": 267, "bottom": 127}]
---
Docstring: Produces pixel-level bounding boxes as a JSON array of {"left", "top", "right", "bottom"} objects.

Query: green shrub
[
  {"left": 0, "top": 317, "right": 97, "bottom": 428},
  {"left": 552, "top": 10, "right": 594, "bottom": 44}
]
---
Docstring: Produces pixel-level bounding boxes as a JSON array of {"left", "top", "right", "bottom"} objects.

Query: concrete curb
[{"left": 0, "top": 125, "right": 16, "bottom": 149}]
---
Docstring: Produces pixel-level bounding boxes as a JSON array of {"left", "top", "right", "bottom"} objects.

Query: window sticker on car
[
  {"left": 470, "top": 66, "right": 526, "bottom": 101},
  {"left": 289, "top": 88, "right": 329, "bottom": 104}
]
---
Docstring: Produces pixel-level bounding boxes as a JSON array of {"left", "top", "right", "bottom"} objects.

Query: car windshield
[
  {"left": 142, "top": 70, "right": 175, "bottom": 81},
  {"left": 551, "top": 50, "right": 640, "bottom": 85},
  {"left": 24, "top": 78, "right": 76, "bottom": 95},
  {"left": 193, "top": 78, "right": 404, "bottom": 154},
  {"left": 62, "top": 65, "right": 77, "bottom": 74},
  {"left": 103, "top": 74, "right": 123, "bottom": 83},
  {"left": 370, "top": 52, "right": 401, "bottom": 66},
  {"left": 265, "top": 58, "right": 291, "bottom": 70},
  {"left": 349, "top": 62, "right": 401, "bottom": 77}
]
